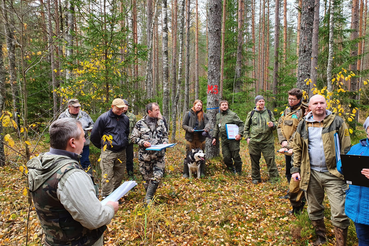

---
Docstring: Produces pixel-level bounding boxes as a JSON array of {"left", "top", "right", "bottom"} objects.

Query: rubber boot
[
  {"left": 311, "top": 219, "right": 327, "bottom": 245},
  {"left": 334, "top": 226, "right": 348, "bottom": 246},
  {"left": 183, "top": 158, "right": 189, "bottom": 178},
  {"left": 145, "top": 180, "right": 159, "bottom": 205}
]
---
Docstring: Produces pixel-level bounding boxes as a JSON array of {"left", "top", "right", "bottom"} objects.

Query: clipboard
[{"left": 341, "top": 154, "right": 369, "bottom": 187}]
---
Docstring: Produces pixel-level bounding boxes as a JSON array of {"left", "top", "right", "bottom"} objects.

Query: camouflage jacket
[
  {"left": 27, "top": 151, "right": 105, "bottom": 245},
  {"left": 213, "top": 109, "right": 244, "bottom": 141},
  {"left": 58, "top": 108, "right": 94, "bottom": 146},
  {"left": 130, "top": 116, "right": 168, "bottom": 162},
  {"left": 124, "top": 111, "right": 137, "bottom": 144}
]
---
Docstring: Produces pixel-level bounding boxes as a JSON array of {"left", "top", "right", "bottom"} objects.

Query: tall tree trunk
[
  {"left": 132, "top": 0, "right": 138, "bottom": 111},
  {"left": 2, "top": 0, "right": 19, "bottom": 127},
  {"left": 297, "top": 0, "right": 314, "bottom": 92},
  {"left": 358, "top": 0, "right": 364, "bottom": 71},
  {"left": 183, "top": 0, "right": 191, "bottom": 112},
  {"left": 162, "top": 0, "right": 169, "bottom": 121},
  {"left": 350, "top": 0, "right": 359, "bottom": 93},
  {"left": 66, "top": 0, "right": 74, "bottom": 81},
  {"left": 206, "top": 0, "right": 221, "bottom": 158},
  {"left": 195, "top": 0, "right": 199, "bottom": 99},
  {"left": 359, "top": 0, "right": 367, "bottom": 93},
  {"left": 171, "top": 0, "right": 185, "bottom": 142},
  {"left": 283, "top": 0, "right": 287, "bottom": 62},
  {"left": 260, "top": 0, "right": 265, "bottom": 90},
  {"left": 273, "top": 0, "right": 280, "bottom": 107},
  {"left": 171, "top": 0, "right": 178, "bottom": 123},
  {"left": 220, "top": 0, "right": 226, "bottom": 98},
  {"left": 296, "top": 0, "right": 302, "bottom": 59},
  {"left": 252, "top": 0, "right": 256, "bottom": 89},
  {"left": 0, "top": 40, "right": 6, "bottom": 165},
  {"left": 265, "top": 0, "right": 269, "bottom": 90},
  {"left": 310, "top": 0, "right": 320, "bottom": 91},
  {"left": 146, "top": 0, "right": 154, "bottom": 98},
  {"left": 327, "top": 0, "right": 334, "bottom": 92},
  {"left": 47, "top": 0, "right": 58, "bottom": 118},
  {"left": 234, "top": 0, "right": 244, "bottom": 93}
]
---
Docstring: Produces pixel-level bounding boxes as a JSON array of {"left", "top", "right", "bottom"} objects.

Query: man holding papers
[
  {"left": 212, "top": 100, "right": 244, "bottom": 174},
  {"left": 291, "top": 95, "right": 351, "bottom": 245},
  {"left": 131, "top": 102, "right": 168, "bottom": 204},
  {"left": 244, "top": 95, "right": 279, "bottom": 184},
  {"left": 27, "top": 118, "right": 118, "bottom": 245}
]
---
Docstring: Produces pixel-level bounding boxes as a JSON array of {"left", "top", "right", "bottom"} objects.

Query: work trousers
[
  {"left": 125, "top": 143, "right": 134, "bottom": 174},
  {"left": 248, "top": 141, "right": 279, "bottom": 181},
  {"left": 100, "top": 149, "right": 126, "bottom": 197},
  {"left": 306, "top": 169, "right": 350, "bottom": 229},
  {"left": 221, "top": 139, "right": 242, "bottom": 173}
]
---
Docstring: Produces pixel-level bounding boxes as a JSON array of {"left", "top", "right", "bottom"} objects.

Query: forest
[{"left": 0, "top": 0, "right": 368, "bottom": 244}]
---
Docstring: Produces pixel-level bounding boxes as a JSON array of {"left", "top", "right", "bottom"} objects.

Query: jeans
[
  {"left": 355, "top": 222, "right": 369, "bottom": 246},
  {"left": 80, "top": 145, "right": 91, "bottom": 169}
]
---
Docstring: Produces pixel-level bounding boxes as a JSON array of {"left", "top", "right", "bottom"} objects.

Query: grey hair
[
  {"left": 146, "top": 102, "right": 159, "bottom": 114},
  {"left": 49, "top": 118, "right": 82, "bottom": 150}
]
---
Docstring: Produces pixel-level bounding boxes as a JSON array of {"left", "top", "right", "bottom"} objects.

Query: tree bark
[
  {"left": 350, "top": 0, "right": 359, "bottom": 94},
  {"left": 283, "top": 0, "right": 287, "bottom": 62},
  {"left": 327, "top": 0, "right": 334, "bottom": 92},
  {"left": 234, "top": 0, "right": 244, "bottom": 93},
  {"left": 183, "top": 0, "right": 191, "bottom": 112},
  {"left": 171, "top": 0, "right": 185, "bottom": 142},
  {"left": 66, "top": 0, "right": 74, "bottom": 81},
  {"left": 206, "top": 0, "right": 221, "bottom": 159},
  {"left": 273, "top": 0, "right": 280, "bottom": 106},
  {"left": 171, "top": 0, "right": 178, "bottom": 122},
  {"left": 146, "top": 0, "right": 154, "bottom": 98},
  {"left": 220, "top": 0, "right": 226, "bottom": 99},
  {"left": 310, "top": 0, "right": 320, "bottom": 91},
  {"left": 297, "top": 0, "right": 314, "bottom": 93},
  {"left": 162, "top": 0, "right": 170, "bottom": 122},
  {"left": 0, "top": 40, "right": 6, "bottom": 165},
  {"left": 195, "top": 0, "right": 199, "bottom": 99}
]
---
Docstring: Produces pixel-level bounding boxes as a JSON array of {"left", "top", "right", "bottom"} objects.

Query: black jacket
[
  {"left": 91, "top": 109, "right": 129, "bottom": 152},
  {"left": 182, "top": 109, "right": 210, "bottom": 142}
]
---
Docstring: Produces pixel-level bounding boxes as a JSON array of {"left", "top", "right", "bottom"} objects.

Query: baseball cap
[
  {"left": 112, "top": 98, "right": 126, "bottom": 108},
  {"left": 68, "top": 99, "right": 81, "bottom": 107},
  {"left": 122, "top": 99, "right": 130, "bottom": 107}
]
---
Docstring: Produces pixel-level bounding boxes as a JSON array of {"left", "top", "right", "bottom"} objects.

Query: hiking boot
[
  {"left": 144, "top": 180, "right": 159, "bottom": 205},
  {"left": 252, "top": 180, "right": 260, "bottom": 184},
  {"left": 311, "top": 219, "right": 327, "bottom": 245},
  {"left": 334, "top": 226, "right": 348, "bottom": 246}
]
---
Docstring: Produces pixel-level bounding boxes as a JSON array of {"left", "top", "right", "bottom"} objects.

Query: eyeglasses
[{"left": 288, "top": 98, "right": 297, "bottom": 101}]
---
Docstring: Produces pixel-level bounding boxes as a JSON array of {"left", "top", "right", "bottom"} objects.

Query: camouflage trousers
[
  {"left": 100, "top": 149, "right": 126, "bottom": 197},
  {"left": 248, "top": 141, "right": 279, "bottom": 181},
  {"left": 139, "top": 157, "right": 165, "bottom": 189},
  {"left": 221, "top": 139, "right": 242, "bottom": 173}
]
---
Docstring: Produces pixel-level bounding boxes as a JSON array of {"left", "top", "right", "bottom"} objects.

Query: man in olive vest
[{"left": 27, "top": 118, "right": 119, "bottom": 245}]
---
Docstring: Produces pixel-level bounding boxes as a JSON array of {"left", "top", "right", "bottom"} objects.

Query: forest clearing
[{"left": 0, "top": 128, "right": 362, "bottom": 245}]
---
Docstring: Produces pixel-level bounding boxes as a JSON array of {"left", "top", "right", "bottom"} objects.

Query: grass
[{"left": 0, "top": 129, "right": 360, "bottom": 245}]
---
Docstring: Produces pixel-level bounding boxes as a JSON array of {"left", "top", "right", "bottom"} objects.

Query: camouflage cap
[{"left": 68, "top": 99, "right": 81, "bottom": 107}]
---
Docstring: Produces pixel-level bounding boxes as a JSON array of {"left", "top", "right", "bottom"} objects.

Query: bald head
[{"left": 309, "top": 95, "right": 327, "bottom": 119}]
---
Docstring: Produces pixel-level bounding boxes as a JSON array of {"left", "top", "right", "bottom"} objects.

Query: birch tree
[
  {"left": 327, "top": 0, "right": 334, "bottom": 92},
  {"left": 206, "top": 0, "right": 221, "bottom": 158},
  {"left": 183, "top": 0, "right": 191, "bottom": 111},
  {"left": 171, "top": 0, "right": 185, "bottom": 142},
  {"left": 162, "top": 0, "right": 170, "bottom": 121}
]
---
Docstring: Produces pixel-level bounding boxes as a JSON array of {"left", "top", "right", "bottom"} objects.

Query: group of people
[{"left": 26, "top": 91, "right": 369, "bottom": 245}]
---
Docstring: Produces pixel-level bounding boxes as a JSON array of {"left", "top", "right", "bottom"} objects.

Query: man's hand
[
  {"left": 287, "top": 149, "right": 293, "bottom": 155},
  {"left": 362, "top": 168, "right": 369, "bottom": 179},
  {"left": 247, "top": 138, "right": 250, "bottom": 144},
  {"left": 235, "top": 134, "right": 241, "bottom": 141},
  {"left": 143, "top": 141, "right": 151, "bottom": 148},
  {"left": 267, "top": 122, "right": 274, "bottom": 128},
  {"left": 212, "top": 139, "right": 216, "bottom": 145},
  {"left": 281, "top": 141, "right": 288, "bottom": 147},
  {"left": 291, "top": 173, "right": 300, "bottom": 181},
  {"left": 107, "top": 201, "right": 119, "bottom": 213}
]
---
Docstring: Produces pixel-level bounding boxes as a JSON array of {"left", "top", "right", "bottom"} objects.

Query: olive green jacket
[
  {"left": 213, "top": 109, "right": 244, "bottom": 141},
  {"left": 291, "top": 111, "right": 351, "bottom": 191},
  {"left": 244, "top": 108, "right": 277, "bottom": 143}
]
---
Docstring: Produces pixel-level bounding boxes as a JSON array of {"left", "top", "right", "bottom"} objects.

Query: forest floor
[{"left": 0, "top": 131, "right": 359, "bottom": 245}]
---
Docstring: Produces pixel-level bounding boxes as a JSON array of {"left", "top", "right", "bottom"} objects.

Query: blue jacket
[
  {"left": 338, "top": 138, "right": 369, "bottom": 226},
  {"left": 90, "top": 109, "right": 129, "bottom": 152}
]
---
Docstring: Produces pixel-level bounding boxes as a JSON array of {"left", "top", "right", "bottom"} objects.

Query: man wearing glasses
[
  {"left": 58, "top": 99, "right": 94, "bottom": 173},
  {"left": 277, "top": 88, "right": 307, "bottom": 214}
]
